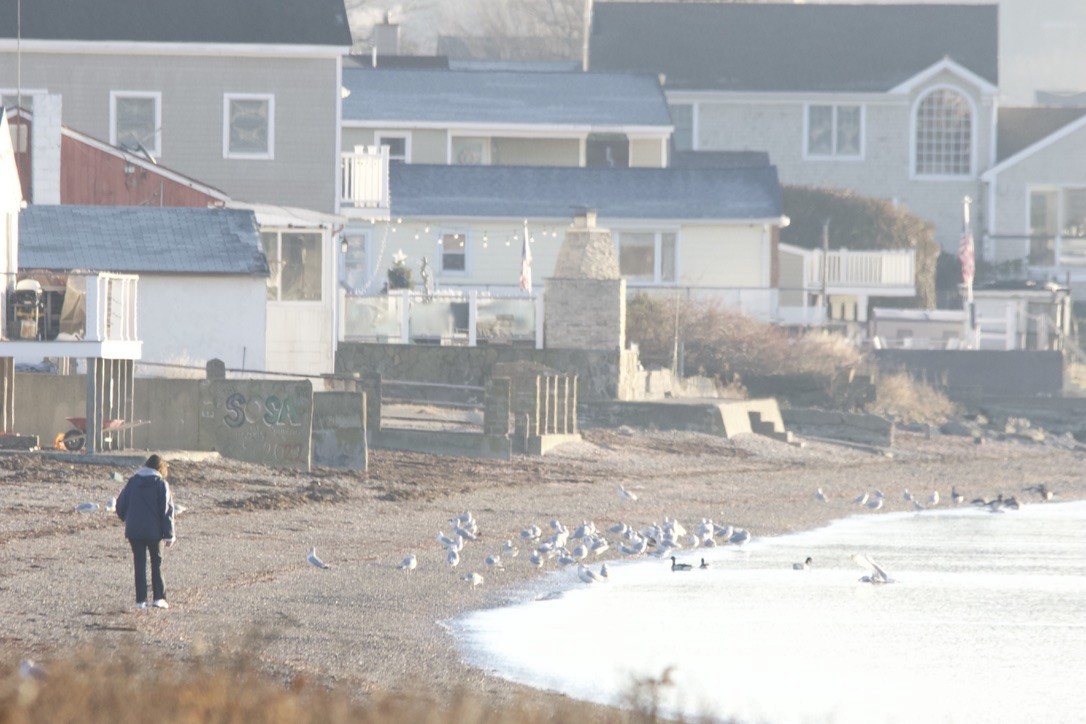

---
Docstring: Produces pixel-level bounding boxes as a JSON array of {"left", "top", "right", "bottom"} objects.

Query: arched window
[{"left": 914, "top": 88, "right": 972, "bottom": 177}]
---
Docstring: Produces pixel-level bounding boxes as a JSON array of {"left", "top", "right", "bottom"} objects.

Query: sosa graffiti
[{"left": 223, "top": 393, "right": 304, "bottom": 429}]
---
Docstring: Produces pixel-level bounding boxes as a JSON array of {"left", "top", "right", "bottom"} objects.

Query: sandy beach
[{"left": 1, "top": 429, "right": 1083, "bottom": 707}]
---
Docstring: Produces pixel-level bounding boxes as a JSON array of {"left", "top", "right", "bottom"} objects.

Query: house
[
  {"left": 588, "top": 2, "right": 999, "bottom": 255},
  {"left": 341, "top": 162, "right": 785, "bottom": 344},
  {"left": 981, "top": 107, "right": 1086, "bottom": 296},
  {"left": 17, "top": 205, "right": 269, "bottom": 370},
  {"left": 0, "top": 108, "right": 22, "bottom": 329},
  {"left": 0, "top": 0, "right": 351, "bottom": 214},
  {"left": 340, "top": 65, "right": 673, "bottom": 168}
]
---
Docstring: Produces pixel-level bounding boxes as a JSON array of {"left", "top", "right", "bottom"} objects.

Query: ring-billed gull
[
  {"left": 520, "top": 525, "right": 542, "bottom": 540},
  {"left": 865, "top": 497, "right": 884, "bottom": 510},
  {"left": 502, "top": 540, "right": 518, "bottom": 557},
  {"left": 463, "top": 572, "right": 483, "bottom": 588},
  {"left": 529, "top": 550, "right": 544, "bottom": 567},
  {"left": 729, "top": 528, "right": 751, "bottom": 546},
  {"left": 74, "top": 502, "right": 100, "bottom": 513},
  {"left": 851, "top": 553, "right": 894, "bottom": 584},
  {"left": 793, "top": 557, "right": 812, "bottom": 570},
  {"left": 670, "top": 556, "right": 693, "bottom": 571},
  {"left": 106, "top": 497, "right": 117, "bottom": 513},
  {"left": 816, "top": 488, "right": 828, "bottom": 503},
  {"left": 903, "top": 488, "right": 913, "bottom": 502},
  {"left": 447, "top": 548, "right": 460, "bottom": 567},
  {"left": 307, "top": 547, "right": 331, "bottom": 569},
  {"left": 484, "top": 554, "right": 503, "bottom": 569},
  {"left": 398, "top": 554, "right": 417, "bottom": 571},
  {"left": 852, "top": 492, "right": 869, "bottom": 506},
  {"left": 926, "top": 490, "right": 940, "bottom": 507},
  {"left": 437, "top": 531, "right": 457, "bottom": 548},
  {"left": 577, "top": 564, "right": 603, "bottom": 584},
  {"left": 617, "top": 484, "right": 638, "bottom": 501}
]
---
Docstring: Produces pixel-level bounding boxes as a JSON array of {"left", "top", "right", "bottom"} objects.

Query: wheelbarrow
[{"left": 56, "top": 417, "right": 150, "bottom": 452}]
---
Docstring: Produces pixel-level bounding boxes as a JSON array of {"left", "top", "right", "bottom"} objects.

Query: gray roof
[
  {"left": 590, "top": 3, "right": 998, "bottom": 92},
  {"left": 997, "top": 107, "right": 1086, "bottom": 162},
  {"left": 389, "top": 164, "right": 781, "bottom": 220},
  {"left": 670, "top": 150, "right": 772, "bottom": 169},
  {"left": 19, "top": 206, "right": 269, "bottom": 276},
  {"left": 342, "top": 68, "right": 673, "bottom": 128},
  {"left": 0, "top": 0, "right": 351, "bottom": 46}
]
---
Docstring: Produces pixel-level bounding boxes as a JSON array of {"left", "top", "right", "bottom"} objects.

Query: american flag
[
  {"left": 958, "top": 197, "right": 975, "bottom": 297},
  {"left": 519, "top": 220, "right": 533, "bottom": 293}
]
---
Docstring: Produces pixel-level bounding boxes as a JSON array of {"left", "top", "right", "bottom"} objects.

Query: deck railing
[
  {"left": 340, "top": 145, "right": 390, "bottom": 211},
  {"left": 804, "top": 248, "right": 915, "bottom": 289}
]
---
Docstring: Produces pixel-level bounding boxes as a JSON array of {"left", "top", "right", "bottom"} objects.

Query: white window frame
[
  {"left": 614, "top": 229, "right": 680, "bottom": 286},
  {"left": 375, "top": 131, "right": 411, "bottom": 163},
  {"left": 437, "top": 229, "right": 470, "bottom": 276},
  {"left": 802, "top": 103, "right": 864, "bottom": 160},
  {"left": 109, "top": 90, "right": 162, "bottom": 157},
  {"left": 223, "top": 92, "right": 275, "bottom": 160},
  {"left": 909, "top": 84, "right": 976, "bottom": 180}
]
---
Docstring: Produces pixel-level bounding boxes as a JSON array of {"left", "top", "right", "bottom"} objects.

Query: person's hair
[{"left": 144, "top": 454, "right": 167, "bottom": 472}]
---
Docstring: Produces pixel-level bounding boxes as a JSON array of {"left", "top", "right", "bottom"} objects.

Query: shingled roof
[
  {"left": 342, "top": 67, "right": 673, "bottom": 128},
  {"left": 589, "top": 3, "right": 998, "bottom": 92},
  {"left": 0, "top": 0, "right": 351, "bottom": 46},
  {"left": 996, "top": 107, "right": 1086, "bottom": 162},
  {"left": 388, "top": 164, "right": 781, "bottom": 221},
  {"left": 19, "top": 206, "right": 269, "bottom": 276}
]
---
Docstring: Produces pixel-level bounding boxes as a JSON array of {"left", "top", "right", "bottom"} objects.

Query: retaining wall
[
  {"left": 873, "top": 350, "right": 1064, "bottom": 399},
  {"left": 781, "top": 408, "right": 894, "bottom": 448}
]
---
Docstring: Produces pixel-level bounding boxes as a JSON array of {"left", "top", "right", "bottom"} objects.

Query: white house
[
  {"left": 589, "top": 2, "right": 999, "bottom": 255},
  {"left": 0, "top": 109, "right": 21, "bottom": 325},
  {"left": 17, "top": 205, "right": 269, "bottom": 372}
]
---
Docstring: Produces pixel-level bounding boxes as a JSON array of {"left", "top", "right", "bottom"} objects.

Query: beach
[{"left": 1, "top": 429, "right": 1083, "bottom": 708}]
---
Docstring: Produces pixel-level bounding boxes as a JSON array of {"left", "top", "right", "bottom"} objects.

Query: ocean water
[{"left": 454, "top": 501, "right": 1086, "bottom": 723}]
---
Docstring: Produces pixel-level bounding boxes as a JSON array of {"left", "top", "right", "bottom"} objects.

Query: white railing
[
  {"left": 803, "top": 248, "right": 915, "bottom": 290},
  {"left": 340, "top": 145, "right": 390, "bottom": 211},
  {"left": 984, "top": 234, "right": 1086, "bottom": 269},
  {"left": 85, "top": 272, "right": 139, "bottom": 342},
  {"left": 341, "top": 289, "right": 543, "bottom": 349}
]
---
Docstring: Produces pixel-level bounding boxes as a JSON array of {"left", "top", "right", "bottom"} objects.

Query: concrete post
[
  {"left": 206, "top": 358, "right": 226, "bottom": 380},
  {"left": 484, "top": 377, "right": 511, "bottom": 437},
  {"left": 361, "top": 373, "right": 382, "bottom": 434}
]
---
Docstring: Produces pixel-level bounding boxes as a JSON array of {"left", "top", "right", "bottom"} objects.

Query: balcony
[
  {"left": 801, "top": 247, "right": 916, "bottom": 295},
  {"left": 985, "top": 234, "right": 1086, "bottom": 274},
  {"left": 340, "top": 145, "right": 390, "bottom": 218},
  {"left": 0, "top": 272, "right": 141, "bottom": 360}
]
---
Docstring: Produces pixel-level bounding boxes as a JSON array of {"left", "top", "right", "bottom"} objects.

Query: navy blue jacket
[{"left": 116, "top": 467, "right": 175, "bottom": 541}]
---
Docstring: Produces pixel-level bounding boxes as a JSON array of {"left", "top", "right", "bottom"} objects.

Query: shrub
[{"left": 868, "top": 372, "right": 956, "bottom": 424}]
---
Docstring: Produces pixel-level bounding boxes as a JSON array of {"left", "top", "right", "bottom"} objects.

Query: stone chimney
[
  {"left": 373, "top": 13, "right": 401, "bottom": 57},
  {"left": 544, "top": 209, "right": 626, "bottom": 350},
  {"left": 31, "top": 94, "right": 62, "bottom": 205}
]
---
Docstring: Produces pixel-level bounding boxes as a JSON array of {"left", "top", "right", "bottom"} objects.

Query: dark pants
[{"left": 129, "top": 538, "right": 165, "bottom": 603}]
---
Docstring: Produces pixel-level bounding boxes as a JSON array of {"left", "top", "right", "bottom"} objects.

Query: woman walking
[{"left": 115, "top": 454, "right": 176, "bottom": 610}]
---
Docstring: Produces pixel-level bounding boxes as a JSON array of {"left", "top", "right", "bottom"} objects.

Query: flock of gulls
[{"left": 817, "top": 480, "right": 1056, "bottom": 515}]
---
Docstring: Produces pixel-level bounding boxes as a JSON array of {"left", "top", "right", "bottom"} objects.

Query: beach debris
[
  {"left": 577, "top": 564, "right": 604, "bottom": 584},
  {"left": 926, "top": 490, "right": 940, "bottom": 507},
  {"left": 816, "top": 488, "right": 828, "bottom": 502},
  {"left": 106, "top": 496, "right": 117, "bottom": 513},
  {"left": 307, "top": 547, "right": 331, "bottom": 570},
  {"left": 484, "top": 554, "right": 503, "bottom": 569},
  {"left": 74, "top": 502, "right": 100, "bottom": 513},
  {"left": 398, "top": 554, "right": 417, "bottom": 571},
  {"left": 447, "top": 548, "right": 460, "bottom": 567},
  {"left": 670, "top": 556, "right": 693, "bottom": 572},
  {"left": 111, "top": 472, "right": 126, "bottom": 484},
  {"left": 174, "top": 503, "right": 187, "bottom": 516},
  {"left": 851, "top": 553, "right": 894, "bottom": 584},
  {"left": 19, "top": 659, "right": 47, "bottom": 681},
  {"left": 463, "top": 572, "right": 484, "bottom": 588},
  {"left": 617, "top": 484, "right": 638, "bottom": 502},
  {"left": 793, "top": 557, "right": 812, "bottom": 570}
]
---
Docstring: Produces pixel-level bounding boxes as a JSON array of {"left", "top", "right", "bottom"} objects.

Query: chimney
[
  {"left": 31, "top": 94, "right": 62, "bottom": 205},
  {"left": 373, "top": 13, "right": 401, "bottom": 57},
  {"left": 572, "top": 208, "right": 597, "bottom": 229}
]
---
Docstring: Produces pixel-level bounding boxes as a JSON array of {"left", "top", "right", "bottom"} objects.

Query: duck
[
  {"left": 793, "top": 557, "right": 812, "bottom": 570},
  {"left": 699, "top": 558, "right": 711, "bottom": 570},
  {"left": 951, "top": 487, "right": 965, "bottom": 505},
  {"left": 670, "top": 556, "right": 693, "bottom": 572}
]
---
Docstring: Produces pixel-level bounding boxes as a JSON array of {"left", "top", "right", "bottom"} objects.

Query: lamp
[{"left": 340, "top": 238, "right": 349, "bottom": 254}]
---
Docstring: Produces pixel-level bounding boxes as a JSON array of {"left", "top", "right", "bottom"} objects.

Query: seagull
[
  {"left": 307, "top": 547, "right": 331, "bottom": 570},
  {"left": 571, "top": 543, "right": 589, "bottom": 560},
  {"left": 484, "top": 554, "right": 503, "bottom": 569},
  {"left": 729, "top": 529, "right": 751, "bottom": 546},
  {"left": 599, "top": 563, "right": 610, "bottom": 580},
  {"left": 793, "top": 557, "right": 812, "bottom": 570},
  {"left": 173, "top": 504, "right": 187, "bottom": 516},
  {"left": 528, "top": 550, "right": 544, "bottom": 567},
  {"left": 609, "top": 522, "right": 629, "bottom": 536},
  {"left": 670, "top": 556, "right": 693, "bottom": 572},
  {"left": 951, "top": 487, "right": 965, "bottom": 505},
  {"left": 19, "top": 659, "right": 47, "bottom": 681},
  {"left": 398, "top": 554, "right": 417, "bottom": 571},
  {"left": 502, "top": 540, "right": 519, "bottom": 558},
  {"left": 903, "top": 488, "right": 913, "bottom": 503},
  {"left": 589, "top": 538, "right": 610, "bottom": 556},
  {"left": 577, "top": 564, "right": 604, "bottom": 584},
  {"left": 816, "top": 488, "right": 828, "bottom": 503},
  {"left": 617, "top": 484, "right": 638, "bottom": 501},
  {"left": 463, "top": 572, "right": 484, "bottom": 588},
  {"left": 520, "top": 525, "right": 541, "bottom": 540},
  {"left": 74, "top": 502, "right": 100, "bottom": 513},
  {"left": 865, "top": 497, "right": 884, "bottom": 510},
  {"left": 452, "top": 524, "right": 478, "bottom": 542},
  {"left": 699, "top": 558, "right": 711, "bottom": 570},
  {"left": 851, "top": 553, "right": 894, "bottom": 584},
  {"left": 447, "top": 549, "right": 460, "bottom": 567},
  {"left": 852, "top": 492, "right": 869, "bottom": 506},
  {"left": 106, "top": 496, "right": 117, "bottom": 513},
  {"left": 437, "top": 531, "right": 458, "bottom": 548},
  {"left": 873, "top": 489, "right": 886, "bottom": 499},
  {"left": 926, "top": 491, "right": 940, "bottom": 507},
  {"left": 912, "top": 500, "right": 926, "bottom": 511}
]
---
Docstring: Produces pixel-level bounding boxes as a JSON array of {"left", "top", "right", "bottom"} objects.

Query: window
[
  {"left": 262, "top": 230, "right": 322, "bottom": 301},
  {"left": 224, "top": 93, "right": 274, "bottom": 159},
  {"left": 451, "top": 137, "right": 489, "bottom": 165},
  {"left": 670, "top": 104, "right": 694, "bottom": 152},
  {"left": 586, "top": 133, "right": 629, "bottom": 168},
  {"left": 376, "top": 132, "right": 410, "bottom": 163},
  {"left": 342, "top": 232, "right": 369, "bottom": 292},
  {"left": 1029, "top": 187, "right": 1086, "bottom": 264},
  {"left": 439, "top": 232, "right": 467, "bottom": 273},
  {"left": 805, "top": 104, "right": 862, "bottom": 158},
  {"left": 110, "top": 91, "right": 161, "bottom": 156},
  {"left": 617, "top": 231, "right": 677, "bottom": 284},
  {"left": 913, "top": 88, "right": 972, "bottom": 177}
]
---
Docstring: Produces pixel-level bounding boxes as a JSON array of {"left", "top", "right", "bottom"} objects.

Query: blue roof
[
  {"left": 19, "top": 206, "right": 269, "bottom": 275},
  {"left": 342, "top": 68, "right": 673, "bottom": 128},
  {"left": 389, "top": 165, "right": 781, "bottom": 221}
]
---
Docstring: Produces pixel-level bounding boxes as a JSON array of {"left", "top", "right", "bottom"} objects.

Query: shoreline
[{"left": 1, "top": 429, "right": 1084, "bottom": 710}]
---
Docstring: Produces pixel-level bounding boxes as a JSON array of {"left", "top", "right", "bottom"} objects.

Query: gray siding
[{"left": 2, "top": 52, "right": 339, "bottom": 212}]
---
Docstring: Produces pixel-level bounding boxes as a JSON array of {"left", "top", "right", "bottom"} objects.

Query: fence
[{"left": 340, "top": 145, "right": 389, "bottom": 211}]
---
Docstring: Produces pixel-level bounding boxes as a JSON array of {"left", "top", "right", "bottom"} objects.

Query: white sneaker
[
  {"left": 137, "top": 602, "right": 149, "bottom": 610},
  {"left": 152, "top": 599, "right": 169, "bottom": 609}
]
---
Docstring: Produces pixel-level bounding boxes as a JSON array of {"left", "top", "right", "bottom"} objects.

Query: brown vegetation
[{"left": 868, "top": 372, "right": 957, "bottom": 425}]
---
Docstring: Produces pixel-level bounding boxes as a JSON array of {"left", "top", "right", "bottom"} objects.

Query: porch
[
  {"left": 339, "top": 145, "right": 390, "bottom": 220},
  {"left": 778, "top": 245, "right": 916, "bottom": 323}
]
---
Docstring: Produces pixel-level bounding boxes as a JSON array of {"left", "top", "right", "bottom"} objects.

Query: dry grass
[
  {"left": 868, "top": 372, "right": 957, "bottom": 425},
  {"left": 0, "top": 650, "right": 687, "bottom": 724}
]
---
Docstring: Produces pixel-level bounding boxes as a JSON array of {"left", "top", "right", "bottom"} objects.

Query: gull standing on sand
[
  {"left": 903, "top": 489, "right": 913, "bottom": 503},
  {"left": 816, "top": 488, "right": 828, "bottom": 503},
  {"left": 927, "top": 491, "right": 940, "bottom": 507},
  {"left": 307, "top": 547, "right": 331, "bottom": 569},
  {"left": 398, "top": 554, "right": 417, "bottom": 571},
  {"left": 447, "top": 548, "right": 460, "bottom": 567},
  {"left": 865, "top": 497, "right": 884, "bottom": 510},
  {"left": 74, "top": 502, "right": 100, "bottom": 513},
  {"left": 529, "top": 550, "right": 544, "bottom": 567},
  {"left": 617, "top": 484, "right": 638, "bottom": 501},
  {"left": 463, "top": 572, "right": 484, "bottom": 588},
  {"left": 502, "top": 540, "right": 519, "bottom": 558},
  {"left": 106, "top": 496, "right": 117, "bottom": 513},
  {"left": 852, "top": 492, "right": 869, "bottom": 506},
  {"left": 484, "top": 554, "right": 503, "bottom": 569},
  {"left": 951, "top": 487, "right": 965, "bottom": 505}
]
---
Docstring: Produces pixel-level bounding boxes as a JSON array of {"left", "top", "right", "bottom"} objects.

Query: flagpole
[{"left": 960, "top": 196, "right": 976, "bottom": 347}]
